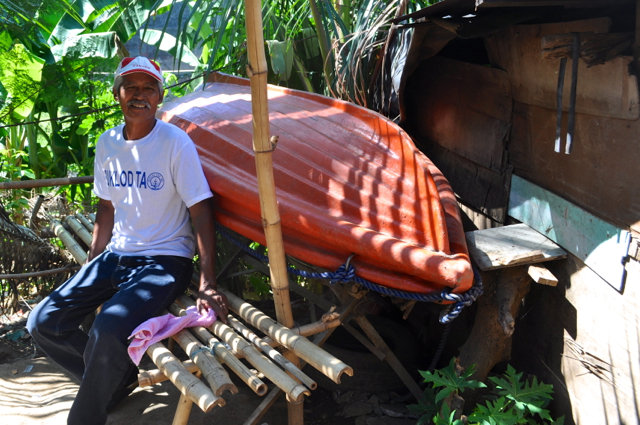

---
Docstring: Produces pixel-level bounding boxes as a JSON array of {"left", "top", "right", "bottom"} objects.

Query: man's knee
[{"left": 26, "top": 299, "right": 49, "bottom": 339}]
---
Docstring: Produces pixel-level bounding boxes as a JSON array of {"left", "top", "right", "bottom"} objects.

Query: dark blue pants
[{"left": 27, "top": 251, "right": 193, "bottom": 425}]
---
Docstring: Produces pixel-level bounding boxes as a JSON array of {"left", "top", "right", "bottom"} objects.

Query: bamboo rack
[{"left": 52, "top": 214, "right": 351, "bottom": 424}]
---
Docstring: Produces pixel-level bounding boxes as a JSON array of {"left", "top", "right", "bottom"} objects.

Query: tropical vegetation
[
  {"left": 410, "top": 359, "right": 566, "bottom": 425},
  {"left": 0, "top": 0, "right": 433, "bottom": 220},
  {"left": 0, "top": 0, "right": 434, "bottom": 308}
]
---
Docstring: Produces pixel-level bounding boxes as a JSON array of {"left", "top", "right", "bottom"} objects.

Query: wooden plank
[
  {"left": 527, "top": 264, "right": 559, "bottom": 286},
  {"left": 508, "top": 175, "right": 631, "bottom": 291},
  {"left": 466, "top": 223, "right": 567, "bottom": 271}
]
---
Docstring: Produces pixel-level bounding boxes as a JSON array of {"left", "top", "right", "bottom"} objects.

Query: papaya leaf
[{"left": 489, "top": 364, "right": 554, "bottom": 421}]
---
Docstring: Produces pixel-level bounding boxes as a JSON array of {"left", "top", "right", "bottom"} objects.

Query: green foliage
[{"left": 410, "top": 360, "right": 565, "bottom": 425}]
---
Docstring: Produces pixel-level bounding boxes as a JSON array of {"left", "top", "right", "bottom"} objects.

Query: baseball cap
[{"left": 114, "top": 56, "right": 164, "bottom": 87}]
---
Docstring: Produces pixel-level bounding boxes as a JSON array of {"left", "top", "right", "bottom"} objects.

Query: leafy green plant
[{"left": 410, "top": 359, "right": 565, "bottom": 425}]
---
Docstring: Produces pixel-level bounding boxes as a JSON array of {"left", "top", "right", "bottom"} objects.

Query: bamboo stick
[
  {"left": 170, "top": 329, "right": 237, "bottom": 396},
  {"left": 163, "top": 307, "right": 237, "bottom": 396},
  {"left": 52, "top": 220, "right": 88, "bottom": 264},
  {"left": 172, "top": 392, "right": 194, "bottom": 425},
  {"left": 244, "top": 0, "right": 302, "bottom": 421},
  {"left": 0, "top": 265, "right": 80, "bottom": 280},
  {"left": 261, "top": 316, "right": 342, "bottom": 346},
  {"left": 64, "top": 216, "right": 92, "bottom": 247},
  {"left": 218, "top": 288, "right": 353, "bottom": 384},
  {"left": 244, "top": 0, "right": 294, "bottom": 331},
  {"left": 168, "top": 301, "right": 268, "bottom": 396},
  {"left": 146, "top": 342, "right": 223, "bottom": 412},
  {"left": 76, "top": 214, "right": 94, "bottom": 232},
  {"left": 227, "top": 315, "right": 317, "bottom": 390},
  {"left": 138, "top": 360, "right": 199, "bottom": 387},
  {"left": 0, "top": 175, "right": 93, "bottom": 190},
  {"left": 178, "top": 295, "right": 310, "bottom": 402}
]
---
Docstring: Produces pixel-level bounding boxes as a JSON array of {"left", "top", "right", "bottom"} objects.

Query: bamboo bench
[{"left": 53, "top": 214, "right": 353, "bottom": 425}]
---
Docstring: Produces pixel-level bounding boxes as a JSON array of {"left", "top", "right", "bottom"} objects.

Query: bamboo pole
[
  {"left": 52, "top": 220, "right": 88, "bottom": 264},
  {"left": 218, "top": 288, "right": 353, "bottom": 384},
  {"left": 0, "top": 175, "right": 93, "bottom": 190},
  {"left": 138, "top": 360, "right": 200, "bottom": 387},
  {"left": 172, "top": 392, "right": 194, "bottom": 425},
  {"left": 146, "top": 342, "right": 224, "bottom": 412},
  {"left": 170, "top": 328, "right": 237, "bottom": 396},
  {"left": 244, "top": 0, "right": 303, "bottom": 422},
  {"left": 64, "top": 216, "right": 92, "bottom": 247},
  {"left": 243, "top": 0, "right": 294, "bottom": 331}
]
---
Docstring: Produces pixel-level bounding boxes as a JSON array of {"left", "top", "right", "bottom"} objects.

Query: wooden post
[{"left": 243, "top": 0, "right": 303, "bottom": 423}]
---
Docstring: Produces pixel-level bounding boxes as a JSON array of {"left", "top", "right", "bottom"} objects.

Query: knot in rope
[{"left": 328, "top": 256, "right": 356, "bottom": 284}]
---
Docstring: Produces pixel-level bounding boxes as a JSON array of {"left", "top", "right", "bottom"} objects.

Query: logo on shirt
[
  {"left": 147, "top": 172, "right": 165, "bottom": 190},
  {"left": 103, "top": 170, "right": 165, "bottom": 190}
]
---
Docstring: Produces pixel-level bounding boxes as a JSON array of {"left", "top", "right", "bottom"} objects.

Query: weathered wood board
[
  {"left": 466, "top": 223, "right": 566, "bottom": 271},
  {"left": 485, "top": 18, "right": 639, "bottom": 120},
  {"left": 417, "top": 141, "right": 511, "bottom": 224},
  {"left": 508, "top": 175, "right": 632, "bottom": 291},
  {"left": 407, "top": 56, "right": 512, "bottom": 171}
]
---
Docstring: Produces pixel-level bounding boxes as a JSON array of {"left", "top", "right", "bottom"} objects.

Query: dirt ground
[{"left": 0, "top": 311, "right": 419, "bottom": 425}]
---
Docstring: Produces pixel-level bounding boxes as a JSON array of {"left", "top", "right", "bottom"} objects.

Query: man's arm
[
  {"left": 189, "top": 197, "right": 228, "bottom": 322},
  {"left": 88, "top": 198, "right": 114, "bottom": 262}
]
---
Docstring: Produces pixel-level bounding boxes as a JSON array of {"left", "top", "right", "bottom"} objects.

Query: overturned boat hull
[{"left": 160, "top": 73, "right": 473, "bottom": 295}]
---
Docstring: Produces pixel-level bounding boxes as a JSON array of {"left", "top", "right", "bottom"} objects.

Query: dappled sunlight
[
  {"left": 0, "top": 358, "right": 76, "bottom": 424},
  {"left": 159, "top": 72, "right": 472, "bottom": 296}
]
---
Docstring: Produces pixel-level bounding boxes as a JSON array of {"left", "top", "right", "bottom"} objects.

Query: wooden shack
[{"left": 395, "top": 0, "right": 640, "bottom": 423}]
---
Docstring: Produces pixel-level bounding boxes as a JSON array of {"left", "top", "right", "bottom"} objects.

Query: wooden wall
[{"left": 401, "top": 10, "right": 640, "bottom": 425}]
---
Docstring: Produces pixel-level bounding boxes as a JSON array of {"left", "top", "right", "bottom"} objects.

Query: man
[{"left": 27, "top": 56, "right": 228, "bottom": 425}]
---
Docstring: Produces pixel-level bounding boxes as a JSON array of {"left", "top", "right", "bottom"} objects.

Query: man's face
[{"left": 115, "top": 73, "right": 164, "bottom": 124}]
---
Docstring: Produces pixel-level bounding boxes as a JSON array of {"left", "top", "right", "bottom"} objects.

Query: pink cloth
[{"left": 127, "top": 306, "right": 216, "bottom": 365}]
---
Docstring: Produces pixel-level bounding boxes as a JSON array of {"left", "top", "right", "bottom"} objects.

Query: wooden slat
[
  {"left": 466, "top": 223, "right": 566, "bottom": 271},
  {"left": 528, "top": 264, "right": 559, "bottom": 286}
]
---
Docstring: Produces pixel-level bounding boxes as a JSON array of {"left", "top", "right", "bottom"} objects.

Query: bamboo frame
[
  {"left": 227, "top": 315, "right": 318, "bottom": 390},
  {"left": 168, "top": 302, "right": 268, "bottom": 396},
  {"left": 145, "top": 342, "right": 224, "bottom": 412},
  {"left": 178, "top": 295, "right": 310, "bottom": 402},
  {"left": 218, "top": 288, "right": 353, "bottom": 384},
  {"left": 170, "top": 327, "right": 237, "bottom": 396}
]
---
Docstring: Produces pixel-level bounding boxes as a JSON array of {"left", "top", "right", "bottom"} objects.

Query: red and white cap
[{"left": 114, "top": 56, "right": 163, "bottom": 86}]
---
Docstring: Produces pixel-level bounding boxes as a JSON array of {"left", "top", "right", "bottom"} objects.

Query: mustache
[{"left": 127, "top": 100, "right": 151, "bottom": 109}]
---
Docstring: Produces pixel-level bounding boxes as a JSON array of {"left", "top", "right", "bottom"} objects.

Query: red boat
[{"left": 159, "top": 73, "right": 473, "bottom": 296}]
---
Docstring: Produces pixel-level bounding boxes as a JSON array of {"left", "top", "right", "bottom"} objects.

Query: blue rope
[{"left": 218, "top": 227, "right": 483, "bottom": 323}]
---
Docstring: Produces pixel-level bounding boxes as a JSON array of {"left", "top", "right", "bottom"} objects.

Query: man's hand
[{"left": 197, "top": 286, "right": 229, "bottom": 323}]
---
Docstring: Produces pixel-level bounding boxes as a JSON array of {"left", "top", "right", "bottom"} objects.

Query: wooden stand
[{"left": 459, "top": 223, "right": 567, "bottom": 380}]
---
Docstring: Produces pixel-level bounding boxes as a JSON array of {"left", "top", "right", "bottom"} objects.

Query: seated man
[{"left": 27, "top": 56, "right": 228, "bottom": 425}]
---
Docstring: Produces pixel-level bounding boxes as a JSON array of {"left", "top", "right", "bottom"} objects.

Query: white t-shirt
[{"left": 93, "top": 120, "right": 213, "bottom": 258}]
